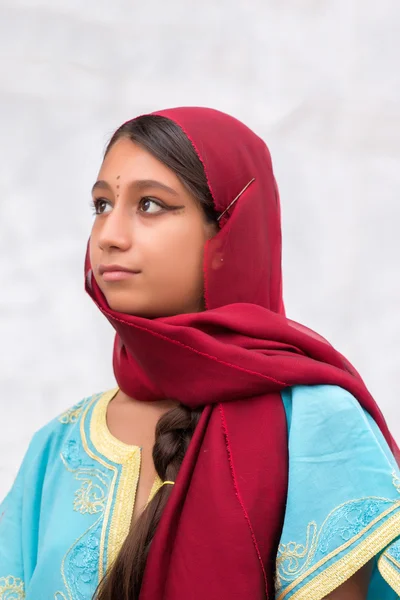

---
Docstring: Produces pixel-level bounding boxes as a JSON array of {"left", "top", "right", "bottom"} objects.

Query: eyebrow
[{"left": 91, "top": 179, "right": 179, "bottom": 197}]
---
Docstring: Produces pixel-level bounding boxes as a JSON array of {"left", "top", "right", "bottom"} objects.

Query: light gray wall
[{"left": 1, "top": 0, "right": 399, "bottom": 499}]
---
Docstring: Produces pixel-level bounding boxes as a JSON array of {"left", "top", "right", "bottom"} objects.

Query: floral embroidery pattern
[
  {"left": 276, "top": 522, "right": 318, "bottom": 580},
  {"left": 62, "top": 439, "right": 82, "bottom": 469},
  {"left": 276, "top": 497, "right": 396, "bottom": 590},
  {"left": 318, "top": 499, "right": 381, "bottom": 553},
  {"left": 64, "top": 526, "right": 103, "bottom": 600},
  {"left": 392, "top": 471, "right": 400, "bottom": 494},
  {"left": 0, "top": 576, "right": 25, "bottom": 599},
  {"left": 61, "top": 439, "right": 110, "bottom": 516},
  {"left": 73, "top": 474, "right": 108, "bottom": 515},
  {"left": 58, "top": 400, "right": 86, "bottom": 424}
]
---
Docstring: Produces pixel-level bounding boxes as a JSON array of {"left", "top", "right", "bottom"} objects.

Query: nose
[{"left": 97, "top": 205, "right": 132, "bottom": 252}]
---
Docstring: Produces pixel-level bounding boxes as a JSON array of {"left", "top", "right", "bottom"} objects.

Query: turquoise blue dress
[{"left": 0, "top": 385, "right": 399, "bottom": 600}]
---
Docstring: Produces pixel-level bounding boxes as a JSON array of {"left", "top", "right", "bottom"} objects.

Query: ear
[
  {"left": 204, "top": 223, "right": 223, "bottom": 271},
  {"left": 210, "top": 250, "right": 225, "bottom": 271}
]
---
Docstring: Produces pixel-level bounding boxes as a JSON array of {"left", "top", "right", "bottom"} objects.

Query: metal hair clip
[{"left": 216, "top": 177, "right": 256, "bottom": 222}]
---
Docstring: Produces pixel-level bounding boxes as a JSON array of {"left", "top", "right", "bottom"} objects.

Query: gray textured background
[{"left": 1, "top": 0, "right": 399, "bottom": 500}]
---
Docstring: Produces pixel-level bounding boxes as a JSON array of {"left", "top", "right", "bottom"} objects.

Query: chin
[
  {"left": 106, "top": 298, "right": 149, "bottom": 316},
  {"left": 103, "top": 294, "right": 158, "bottom": 317},
  {"left": 102, "top": 288, "right": 200, "bottom": 318}
]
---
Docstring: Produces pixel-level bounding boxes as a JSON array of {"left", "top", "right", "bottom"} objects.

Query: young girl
[{"left": 1, "top": 107, "right": 399, "bottom": 600}]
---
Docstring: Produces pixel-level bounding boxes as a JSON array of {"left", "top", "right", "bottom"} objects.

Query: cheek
[
  {"left": 146, "top": 222, "right": 206, "bottom": 285},
  {"left": 88, "top": 229, "right": 102, "bottom": 287},
  {"left": 159, "top": 223, "right": 204, "bottom": 262},
  {"left": 88, "top": 234, "right": 98, "bottom": 268},
  {"left": 89, "top": 219, "right": 104, "bottom": 257}
]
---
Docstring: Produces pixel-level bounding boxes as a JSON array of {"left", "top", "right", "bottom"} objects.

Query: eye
[
  {"left": 138, "top": 197, "right": 164, "bottom": 214},
  {"left": 92, "top": 198, "right": 111, "bottom": 215}
]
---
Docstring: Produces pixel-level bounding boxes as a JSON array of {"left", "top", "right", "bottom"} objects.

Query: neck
[{"left": 113, "top": 388, "right": 180, "bottom": 412}]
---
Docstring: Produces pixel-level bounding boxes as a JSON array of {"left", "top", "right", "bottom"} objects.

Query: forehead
[{"left": 98, "top": 138, "right": 180, "bottom": 188}]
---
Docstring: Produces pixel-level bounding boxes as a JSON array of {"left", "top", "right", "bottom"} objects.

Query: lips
[
  {"left": 99, "top": 264, "right": 140, "bottom": 275},
  {"left": 98, "top": 264, "right": 141, "bottom": 282}
]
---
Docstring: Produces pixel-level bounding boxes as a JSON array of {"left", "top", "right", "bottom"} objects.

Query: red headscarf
[{"left": 85, "top": 107, "right": 398, "bottom": 599}]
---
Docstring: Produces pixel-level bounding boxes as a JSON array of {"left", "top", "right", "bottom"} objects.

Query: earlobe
[
  {"left": 210, "top": 251, "right": 224, "bottom": 271},
  {"left": 206, "top": 228, "right": 224, "bottom": 271}
]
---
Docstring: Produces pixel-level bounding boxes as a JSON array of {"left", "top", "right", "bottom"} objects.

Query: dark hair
[
  {"left": 95, "top": 115, "right": 216, "bottom": 600},
  {"left": 95, "top": 405, "right": 203, "bottom": 600}
]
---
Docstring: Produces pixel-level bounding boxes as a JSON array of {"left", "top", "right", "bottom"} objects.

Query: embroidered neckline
[
  {"left": 90, "top": 388, "right": 142, "bottom": 464},
  {"left": 90, "top": 391, "right": 169, "bottom": 497},
  {"left": 89, "top": 390, "right": 168, "bottom": 499},
  {"left": 84, "top": 390, "right": 164, "bottom": 571}
]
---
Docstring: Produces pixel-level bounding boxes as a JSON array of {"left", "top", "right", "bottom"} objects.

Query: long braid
[{"left": 95, "top": 404, "right": 203, "bottom": 600}]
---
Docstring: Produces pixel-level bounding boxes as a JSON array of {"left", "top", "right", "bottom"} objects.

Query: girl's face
[{"left": 89, "top": 138, "right": 217, "bottom": 318}]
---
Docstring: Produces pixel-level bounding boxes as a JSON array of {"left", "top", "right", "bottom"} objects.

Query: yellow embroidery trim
[
  {"left": 58, "top": 401, "right": 85, "bottom": 424},
  {"left": 78, "top": 392, "right": 119, "bottom": 582},
  {"left": 0, "top": 576, "right": 25, "bottom": 599},
  {"left": 277, "top": 501, "right": 400, "bottom": 600},
  {"left": 90, "top": 389, "right": 162, "bottom": 569},
  {"left": 276, "top": 495, "right": 396, "bottom": 586},
  {"left": 58, "top": 394, "right": 113, "bottom": 595},
  {"left": 378, "top": 550, "right": 400, "bottom": 595}
]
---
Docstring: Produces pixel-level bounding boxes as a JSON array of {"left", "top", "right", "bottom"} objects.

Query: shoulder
[
  {"left": 281, "top": 383, "right": 371, "bottom": 431},
  {"left": 276, "top": 385, "right": 400, "bottom": 599},
  {"left": 281, "top": 383, "right": 361, "bottom": 413},
  {"left": 280, "top": 383, "right": 396, "bottom": 474},
  {"left": 0, "top": 391, "right": 112, "bottom": 509},
  {"left": 23, "top": 390, "right": 112, "bottom": 477}
]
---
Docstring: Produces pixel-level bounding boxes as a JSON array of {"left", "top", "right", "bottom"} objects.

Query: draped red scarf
[{"left": 85, "top": 107, "right": 398, "bottom": 600}]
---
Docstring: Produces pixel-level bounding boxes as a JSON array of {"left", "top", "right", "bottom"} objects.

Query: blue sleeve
[
  {"left": 0, "top": 435, "right": 37, "bottom": 596},
  {"left": 0, "top": 411, "right": 74, "bottom": 595},
  {"left": 0, "top": 463, "right": 25, "bottom": 595},
  {"left": 276, "top": 384, "right": 400, "bottom": 600}
]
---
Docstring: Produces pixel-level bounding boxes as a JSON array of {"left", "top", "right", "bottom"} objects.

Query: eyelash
[
  {"left": 90, "top": 197, "right": 166, "bottom": 216},
  {"left": 90, "top": 198, "right": 108, "bottom": 215}
]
